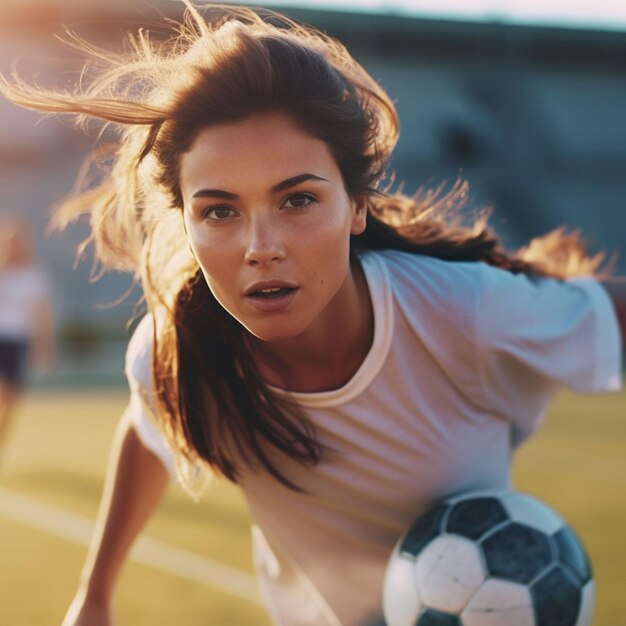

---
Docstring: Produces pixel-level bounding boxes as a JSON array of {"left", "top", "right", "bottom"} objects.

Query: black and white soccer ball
[{"left": 383, "top": 491, "right": 594, "bottom": 626}]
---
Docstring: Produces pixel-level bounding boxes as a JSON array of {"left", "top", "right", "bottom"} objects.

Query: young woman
[
  {"left": 1, "top": 3, "right": 621, "bottom": 625},
  {"left": 0, "top": 213, "right": 54, "bottom": 464}
]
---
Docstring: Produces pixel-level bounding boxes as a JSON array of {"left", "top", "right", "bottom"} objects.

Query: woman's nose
[{"left": 243, "top": 217, "right": 286, "bottom": 265}]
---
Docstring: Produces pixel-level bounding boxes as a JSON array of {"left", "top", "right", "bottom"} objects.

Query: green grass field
[{"left": 0, "top": 387, "right": 624, "bottom": 625}]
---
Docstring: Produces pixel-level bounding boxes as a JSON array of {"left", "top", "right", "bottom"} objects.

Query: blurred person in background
[
  {"left": 0, "top": 2, "right": 622, "bottom": 625},
  {"left": 0, "top": 213, "right": 54, "bottom": 464}
]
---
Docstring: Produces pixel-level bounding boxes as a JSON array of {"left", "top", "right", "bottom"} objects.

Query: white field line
[{"left": 0, "top": 487, "right": 262, "bottom": 604}]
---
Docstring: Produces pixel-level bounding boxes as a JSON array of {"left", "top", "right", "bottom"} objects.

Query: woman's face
[{"left": 179, "top": 111, "right": 367, "bottom": 343}]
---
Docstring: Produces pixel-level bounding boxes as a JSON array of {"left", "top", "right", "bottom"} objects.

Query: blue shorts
[{"left": 0, "top": 337, "right": 28, "bottom": 386}]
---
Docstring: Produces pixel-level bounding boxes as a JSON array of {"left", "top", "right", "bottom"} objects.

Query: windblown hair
[{"left": 0, "top": 1, "right": 606, "bottom": 489}]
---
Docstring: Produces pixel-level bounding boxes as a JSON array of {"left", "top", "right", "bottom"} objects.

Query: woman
[
  {"left": 1, "top": 3, "right": 621, "bottom": 625},
  {"left": 0, "top": 213, "right": 54, "bottom": 463}
]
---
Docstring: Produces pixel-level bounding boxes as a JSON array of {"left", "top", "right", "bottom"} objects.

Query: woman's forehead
[{"left": 179, "top": 112, "right": 339, "bottom": 192}]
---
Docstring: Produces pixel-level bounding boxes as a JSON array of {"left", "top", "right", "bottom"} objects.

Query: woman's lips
[{"left": 244, "top": 285, "right": 299, "bottom": 312}]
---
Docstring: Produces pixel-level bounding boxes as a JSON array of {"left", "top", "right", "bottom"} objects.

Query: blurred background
[
  {"left": 1, "top": 0, "right": 625, "bottom": 383},
  {"left": 0, "top": 1, "right": 624, "bottom": 625}
]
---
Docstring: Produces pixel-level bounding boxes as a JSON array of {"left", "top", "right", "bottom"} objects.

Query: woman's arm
[{"left": 61, "top": 410, "right": 170, "bottom": 626}]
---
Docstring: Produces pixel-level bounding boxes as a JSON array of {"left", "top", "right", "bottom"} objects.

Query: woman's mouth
[
  {"left": 250, "top": 286, "right": 297, "bottom": 298},
  {"left": 244, "top": 284, "right": 299, "bottom": 312}
]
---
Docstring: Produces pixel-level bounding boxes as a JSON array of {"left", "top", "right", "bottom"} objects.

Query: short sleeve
[
  {"left": 477, "top": 265, "right": 623, "bottom": 430},
  {"left": 123, "top": 314, "right": 176, "bottom": 475}
]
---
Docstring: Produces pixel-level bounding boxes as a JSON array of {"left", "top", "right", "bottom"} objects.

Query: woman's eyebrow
[
  {"left": 192, "top": 188, "right": 238, "bottom": 200},
  {"left": 271, "top": 173, "right": 328, "bottom": 193},
  {"left": 191, "top": 173, "right": 328, "bottom": 200}
]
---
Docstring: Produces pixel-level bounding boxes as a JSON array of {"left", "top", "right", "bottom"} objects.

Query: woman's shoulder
[
  {"left": 364, "top": 248, "right": 573, "bottom": 298},
  {"left": 364, "top": 248, "right": 490, "bottom": 304},
  {"left": 361, "top": 249, "right": 601, "bottom": 338},
  {"left": 368, "top": 248, "right": 485, "bottom": 277},
  {"left": 368, "top": 248, "right": 611, "bottom": 323}
]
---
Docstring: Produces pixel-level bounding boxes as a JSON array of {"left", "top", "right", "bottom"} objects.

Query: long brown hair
[{"left": 0, "top": 2, "right": 606, "bottom": 488}]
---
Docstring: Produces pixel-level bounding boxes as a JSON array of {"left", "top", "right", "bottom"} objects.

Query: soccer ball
[{"left": 383, "top": 491, "right": 594, "bottom": 626}]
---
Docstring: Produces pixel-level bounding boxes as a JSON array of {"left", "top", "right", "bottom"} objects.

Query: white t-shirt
[
  {"left": 0, "top": 265, "right": 51, "bottom": 339},
  {"left": 125, "top": 250, "right": 622, "bottom": 626}
]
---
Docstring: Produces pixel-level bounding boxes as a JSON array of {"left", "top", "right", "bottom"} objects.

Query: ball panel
[
  {"left": 415, "top": 535, "right": 486, "bottom": 613},
  {"left": 501, "top": 493, "right": 563, "bottom": 535},
  {"left": 461, "top": 579, "right": 535, "bottom": 626},
  {"left": 531, "top": 565, "right": 581, "bottom": 626},
  {"left": 446, "top": 497, "right": 509, "bottom": 541},
  {"left": 400, "top": 504, "right": 450, "bottom": 557},
  {"left": 573, "top": 581, "right": 595, "bottom": 626},
  {"left": 416, "top": 608, "right": 462, "bottom": 626},
  {"left": 383, "top": 554, "right": 422, "bottom": 626},
  {"left": 482, "top": 522, "right": 553, "bottom": 584},
  {"left": 554, "top": 527, "right": 592, "bottom": 584}
]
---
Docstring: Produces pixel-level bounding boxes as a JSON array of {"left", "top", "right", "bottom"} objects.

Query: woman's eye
[
  {"left": 203, "top": 205, "right": 237, "bottom": 220},
  {"left": 283, "top": 193, "right": 315, "bottom": 209}
]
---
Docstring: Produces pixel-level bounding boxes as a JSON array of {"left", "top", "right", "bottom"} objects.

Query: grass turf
[{"left": 0, "top": 387, "right": 624, "bottom": 625}]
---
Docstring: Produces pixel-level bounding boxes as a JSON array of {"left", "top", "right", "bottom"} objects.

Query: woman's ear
[{"left": 350, "top": 195, "right": 368, "bottom": 235}]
